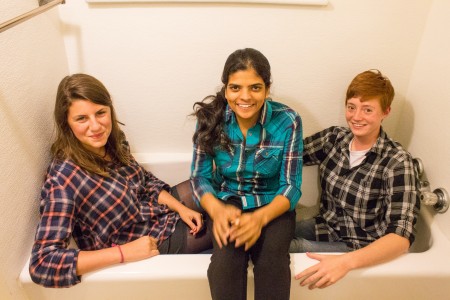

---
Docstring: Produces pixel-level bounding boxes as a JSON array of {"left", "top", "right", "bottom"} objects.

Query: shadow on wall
[
  {"left": 382, "top": 95, "right": 415, "bottom": 149},
  {"left": 60, "top": 22, "right": 84, "bottom": 72},
  {"left": 391, "top": 98, "right": 415, "bottom": 149},
  {"left": 278, "top": 96, "right": 334, "bottom": 134}
]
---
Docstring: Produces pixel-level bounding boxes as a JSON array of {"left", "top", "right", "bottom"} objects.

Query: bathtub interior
[
  {"left": 18, "top": 154, "right": 448, "bottom": 300},
  {"left": 133, "top": 152, "right": 193, "bottom": 186},
  {"left": 408, "top": 206, "right": 432, "bottom": 253},
  {"left": 295, "top": 203, "right": 432, "bottom": 253},
  {"left": 18, "top": 201, "right": 448, "bottom": 300}
]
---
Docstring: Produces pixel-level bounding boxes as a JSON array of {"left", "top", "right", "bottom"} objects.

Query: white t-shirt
[{"left": 349, "top": 139, "right": 370, "bottom": 168}]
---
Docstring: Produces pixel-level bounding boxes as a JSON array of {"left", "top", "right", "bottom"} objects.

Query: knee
[
  {"left": 253, "top": 250, "right": 290, "bottom": 274},
  {"left": 208, "top": 248, "right": 247, "bottom": 278},
  {"left": 289, "top": 237, "right": 310, "bottom": 253}
]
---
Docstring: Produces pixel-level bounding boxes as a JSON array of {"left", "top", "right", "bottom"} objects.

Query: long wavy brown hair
[{"left": 51, "top": 73, "right": 130, "bottom": 176}]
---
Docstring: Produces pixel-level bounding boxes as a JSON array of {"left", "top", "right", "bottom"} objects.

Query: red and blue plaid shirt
[{"left": 29, "top": 143, "right": 178, "bottom": 287}]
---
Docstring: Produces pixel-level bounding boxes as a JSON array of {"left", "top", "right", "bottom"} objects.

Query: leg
[
  {"left": 207, "top": 218, "right": 249, "bottom": 300},
  {"left": 171, "top": 180, "right": 212, "bottom": 253},
  {"left": 170, "top": 179, "right": 204, "bottom": 213},
  {"left": 294, "top": 218, "right": 317, "bottom": 240},
  {"left": 289, "top": 218, "right": 348, "bottom": 253},
  {"left": 290, "top": 238, "right": 349, "bottom": 252},
  {"left": 184, "top": 213, "right": 213, "bottom": 253},
  {"left": 159, "top": 220, "right": 186, "bottom": 254},
  {"left": 250, "top": 210, "right": 295, "bottom": 300}
]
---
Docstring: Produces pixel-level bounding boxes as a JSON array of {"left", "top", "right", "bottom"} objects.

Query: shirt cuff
[{"left": 277, "top": 185, "right": 302, "bottom": 211}]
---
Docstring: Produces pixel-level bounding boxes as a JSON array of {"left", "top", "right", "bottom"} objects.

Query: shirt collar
[
  {"left": 342, "top": 126, "right": 389, "bottom": 156},
  {"left": 371, "top": 127, "right": 389, "bottom": 155}
]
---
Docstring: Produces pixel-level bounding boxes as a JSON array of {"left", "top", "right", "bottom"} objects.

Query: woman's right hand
[
  {"left": 121, "top": 236, "right": 160, "bottom": 262},
  {"left": 211, "top": 203, "right": 241, "bottom": 248},
  {"left": 200, "top": 193, "right": 241, "bottom": 248}
]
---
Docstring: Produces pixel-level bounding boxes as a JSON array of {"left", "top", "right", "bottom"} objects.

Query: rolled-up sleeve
[
  {"left": 190, "top": 145, "right": 216, "bottom": 206},
  {"left": 303, "top": 126, "right": 339, "bottom": 166},
  {"left": 276, "top": 113, "right": 303, "bottom": 211},
  {"left": 29, "top": 180, "right": 81, "bottom": 288},
  {"left": 384, "top": 155, "right": 420, "bottom": 245}
]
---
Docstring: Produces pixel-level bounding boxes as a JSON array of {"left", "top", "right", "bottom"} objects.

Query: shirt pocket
[{"left": 254, "top": 147, "right": 283, "bottom": 177}]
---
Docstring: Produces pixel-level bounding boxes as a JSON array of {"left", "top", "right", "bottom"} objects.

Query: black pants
[
  {"left": 207, "top": 207, "right": 295, "bottom": 300},
  {"left": 159, "top": 180, "right": 213, "bottom": 254}
]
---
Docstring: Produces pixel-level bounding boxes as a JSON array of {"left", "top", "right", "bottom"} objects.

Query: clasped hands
[{"left": 212, "top": 204, "right": 264, "bottom": 251}]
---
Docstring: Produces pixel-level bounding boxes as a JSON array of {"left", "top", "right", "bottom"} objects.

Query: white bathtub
[{"left": 18, "top": 154, "right": 450, "bottom": 300}]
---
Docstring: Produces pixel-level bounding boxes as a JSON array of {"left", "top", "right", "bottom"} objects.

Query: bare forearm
[
  {"left": 199, "top": 193, "right": 225, "bottom": 218},
  {"left": 157, "top": 190, "right": 186, "bottom": 213},
  {"left": 76, "top": 247, "right": 122, "bottom": 275},
  {"left": 76, "top": 236, "right": 159, "bottom": 276},
  {"left": 253, "top": 195, "right": 290, "bottom": 227},
  {"left": 345, "top": 233, "right": 410, "bottom": 270}
]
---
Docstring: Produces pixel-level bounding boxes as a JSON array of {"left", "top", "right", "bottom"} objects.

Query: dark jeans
[
  {"left": 207, "top": 207, "right": 295, "bottom": 300},
  {"left": 289, "top": 218, "right": 349, "bottom": 253}
]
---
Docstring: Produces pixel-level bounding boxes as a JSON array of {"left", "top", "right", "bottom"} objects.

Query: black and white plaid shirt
[{"left": 305, "top": 126, "right": 420, "bottom": 250}]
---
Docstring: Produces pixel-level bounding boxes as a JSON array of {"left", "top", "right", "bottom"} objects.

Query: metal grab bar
[{"left": 0, "top": 0, "right": 65, "bottom": 34}]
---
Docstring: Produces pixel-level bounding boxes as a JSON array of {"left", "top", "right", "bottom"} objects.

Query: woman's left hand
[
  {"left": 156, "top": 190, "right": 203, "bottom": 235},
  {"left": 178, "top": 207, "right": 203, "bottom": 235},
  {"left": 229, "top": 212, "right": 264, "bottom": 250}
]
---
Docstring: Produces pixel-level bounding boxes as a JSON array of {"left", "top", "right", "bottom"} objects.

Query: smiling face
[
  {"left": 67, "top": 99, "right": 112, "bottom": 156},
  {"left": 346, "top": 96, "right": 390, "bottom": 146},
  {"left": 225, "top": 68, "right": 269, "bottom": 130}
]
